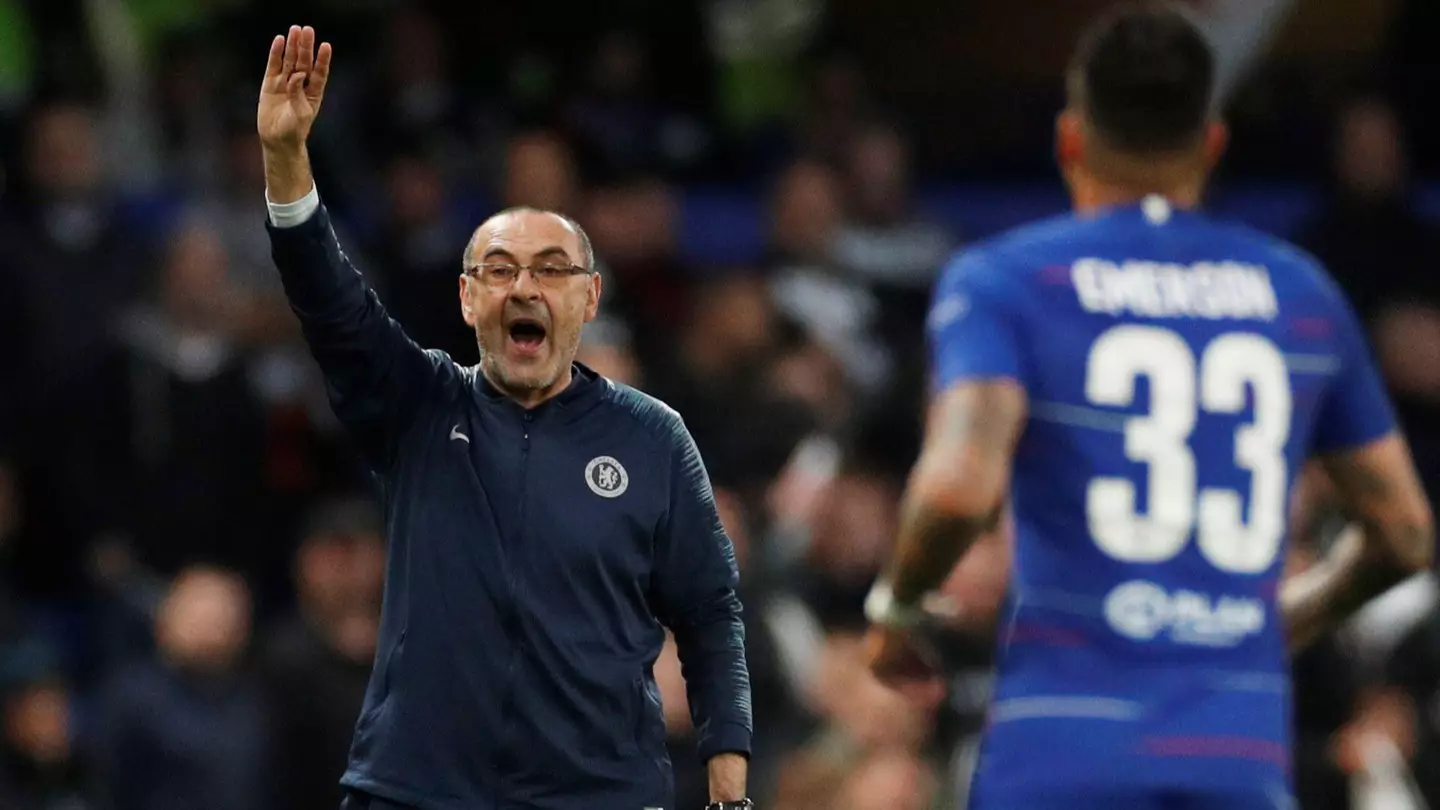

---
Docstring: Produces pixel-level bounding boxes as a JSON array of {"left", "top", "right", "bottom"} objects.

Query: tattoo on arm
[
  {"left": 1283, "top": 436, "right": 1435, "bottom": 651},
  {"left": 1325, "top": 435, "right": 1435, "bottom": 572},
  {"left": 890, "top": 505, "right": 998, "bottom": 605},
  {"left": 886, "top": 381, "right": 1024, "bottom": 606}
]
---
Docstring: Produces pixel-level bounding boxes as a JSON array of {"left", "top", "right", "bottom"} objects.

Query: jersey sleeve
[
  {"left": 1310, "top": 293, "right": 1397, "bottom": 454},
  {"left": 927, "top": 250, "right": 1029, "bottom": 392}
]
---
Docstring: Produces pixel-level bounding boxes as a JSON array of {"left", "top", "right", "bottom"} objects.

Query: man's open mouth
[{"left": 508, "top": 318, "right": 548, "bottom": 351}]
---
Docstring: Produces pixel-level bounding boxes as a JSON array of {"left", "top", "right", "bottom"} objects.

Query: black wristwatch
[{"left": 704, "top": 800, "right": 755, "bottom": 810}]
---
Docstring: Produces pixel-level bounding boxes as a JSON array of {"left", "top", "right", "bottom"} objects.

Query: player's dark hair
[{"left": 1069, "top": 2, "right": 1216, "bottom": 153}]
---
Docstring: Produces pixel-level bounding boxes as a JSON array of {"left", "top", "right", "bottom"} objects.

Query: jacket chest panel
[
  {"left": 407, "top": 402, "right": 665, "bottom": 575},
  {"left": 518, "top": 430, "right": 663, "bottom": 579}
]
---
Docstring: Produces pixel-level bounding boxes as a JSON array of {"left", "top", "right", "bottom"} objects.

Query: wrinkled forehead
[{"left": 468, "top": 210, "right": 583, "bottom": 266}]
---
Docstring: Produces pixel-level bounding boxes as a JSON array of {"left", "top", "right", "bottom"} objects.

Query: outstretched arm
[{"left": 259, "top": 27, "right": 440, "bottom": 469}]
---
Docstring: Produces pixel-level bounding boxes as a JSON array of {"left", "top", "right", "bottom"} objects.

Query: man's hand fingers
[
  {"left": 286, "top": 71, "right": 308, "bottom": 102},
  {"left": 314, "top": 42, "right": 333, "bottom": 81},
  {"left": 282, "top": 25, "right": 301, "bottom": 75},
  {"left": 296, "top": 26, "right": 315, "bottom": 73},
  {"left": 309, "top": 42, "right": 333, "bottom": 97},
  {"left": 263, "top": 35, "right": 285, "bottom": 86}
]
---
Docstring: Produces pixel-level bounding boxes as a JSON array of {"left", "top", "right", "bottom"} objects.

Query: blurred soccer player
[{"left": 864, "top": 4, "right": 1435, "bottom": 810}]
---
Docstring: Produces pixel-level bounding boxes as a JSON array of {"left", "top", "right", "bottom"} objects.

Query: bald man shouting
[{"left": 258, "top": 26, "right": 753, "bottom": 810}]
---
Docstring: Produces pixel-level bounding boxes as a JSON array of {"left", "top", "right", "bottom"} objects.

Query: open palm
[{"left": 257, "top": 25, "right": 332, "bottom": 149}]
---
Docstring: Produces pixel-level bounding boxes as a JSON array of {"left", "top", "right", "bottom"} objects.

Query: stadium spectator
[
  {"left": 43, "top": 217, "right": 267, "bottom": 584},
  {"left": 766, "top": 158, "right": 892, "bottom": 397},
  {"left": 1298, "top": 97, "right": 1440, "bottom": 504},
  {"left": 95, "top": 566, "right": 269, "bottom": 810},
  {"left": 0, "top": 668, "right": 100, "bottom": 809},
  {"left": 366, "top": 147, "right": 476, "bottom": 364},
  {"left": 259, "top": 499, "right": 384, "bottom": 810}
]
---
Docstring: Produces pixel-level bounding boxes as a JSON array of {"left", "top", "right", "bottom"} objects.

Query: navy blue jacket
[{"left": 267, "top": 205, "right": 752, "bottom": 810}]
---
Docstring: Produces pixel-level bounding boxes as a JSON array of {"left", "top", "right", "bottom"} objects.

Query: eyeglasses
[{"left": 464, "top": 261, "right": 593, "bottom": 289}]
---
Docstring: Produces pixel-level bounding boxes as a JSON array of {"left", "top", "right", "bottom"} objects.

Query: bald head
[{"left": 464, "top": 207, "right": 595, "bottom": 272}]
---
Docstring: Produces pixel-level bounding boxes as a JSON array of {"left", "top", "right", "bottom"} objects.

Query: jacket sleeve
[
  {"left": 266, "top": 203, "right": 442, "bottom": 470},
  {"left": 651, "top": 416, "right": 753, "bottom": 762}
]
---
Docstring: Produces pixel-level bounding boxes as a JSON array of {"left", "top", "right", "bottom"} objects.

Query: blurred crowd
[{"left": 0, "top": 2, "right": 1439, "bottom": 810}]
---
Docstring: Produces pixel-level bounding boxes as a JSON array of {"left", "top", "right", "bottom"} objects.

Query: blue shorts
[{"left": 970, "top": 788, "right": 1292, "bottom": 810}]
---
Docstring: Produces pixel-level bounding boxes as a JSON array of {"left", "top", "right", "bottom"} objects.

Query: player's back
[{"left": 929, "top": 196, "right": 1388, "bottom": 800}]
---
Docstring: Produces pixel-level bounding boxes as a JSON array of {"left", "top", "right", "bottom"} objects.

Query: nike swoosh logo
[{"left": 450, "top": 425, "right": 469, "bottom": 443}]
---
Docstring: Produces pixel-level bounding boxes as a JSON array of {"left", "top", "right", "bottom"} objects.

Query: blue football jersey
[{"left": 927, "top": 196, "right": 1396, "bottom": 799}]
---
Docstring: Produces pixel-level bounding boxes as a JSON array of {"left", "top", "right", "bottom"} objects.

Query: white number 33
[{"left": 1085, "top": 325, "right": 1292, "bottom": 574}]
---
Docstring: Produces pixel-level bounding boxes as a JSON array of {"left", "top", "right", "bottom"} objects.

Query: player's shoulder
[
  {"left": 941, "top": 211, "right": 1081, "bottom": 281},
  {"left": 937, "top": 209, "right": 1146, "bottom": 294},
  {"left": 1201, "top": 217, "right": 1348, "bottom": 303},
  {"left": 949, "top": 207, "right": 1345, "bottom": 302}
]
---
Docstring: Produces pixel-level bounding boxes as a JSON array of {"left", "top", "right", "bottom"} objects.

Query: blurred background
[{"left": 2, "top": 0, "right": 1440, "bottom": 808}]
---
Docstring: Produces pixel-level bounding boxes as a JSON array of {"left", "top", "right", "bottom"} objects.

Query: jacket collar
[{"left": 474, "top": 361, "right": 608, "bottom": 421}]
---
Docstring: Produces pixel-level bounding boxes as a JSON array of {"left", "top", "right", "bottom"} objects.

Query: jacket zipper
[{"left": 496, "top": 411, "right": 533, "bottom": 807}]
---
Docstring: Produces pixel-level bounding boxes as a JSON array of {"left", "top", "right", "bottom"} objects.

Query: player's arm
[
  {"left": 1279, "top": 286, "right": 1435, "bottom": 651},
  {"left": 880, "top": 381, "right": 1025, "bottom": 614},
  {"left": 258, "top": 27, "right": 438, "bottom": 470},
  {"left": 933, "top": 510, "right": 1014, "bottom": 634},
  {"left": 1280, "top": 436, "right": 1434, "bottom": 651},
  {"left": 866, "top": 251, "right": 1027, "bottom": 683}
]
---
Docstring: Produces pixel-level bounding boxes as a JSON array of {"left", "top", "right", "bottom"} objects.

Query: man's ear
[
  {"left": 584, "top": 272, "right": 602, "bottom": 323},
  {"left": 459, "top": 275, "right": 477, "bottom": 327},
  {"left": 1055, "top": 109, "right": 1085, "bottom": 172},
  {"left": 1202, "top": 120, "right": 1229, "bottom": 171}
]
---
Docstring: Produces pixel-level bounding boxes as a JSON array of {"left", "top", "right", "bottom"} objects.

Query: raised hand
[{"left": 257, "top": 25, "right": 332, "bottom": 151}]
